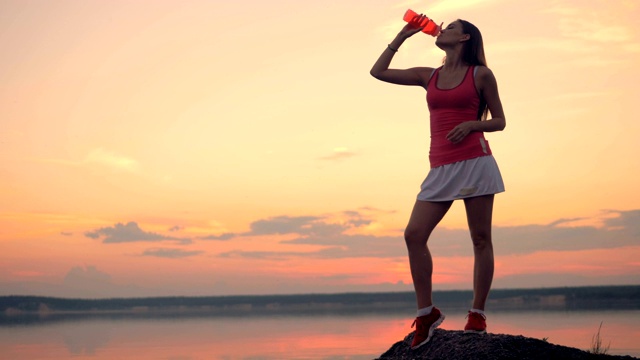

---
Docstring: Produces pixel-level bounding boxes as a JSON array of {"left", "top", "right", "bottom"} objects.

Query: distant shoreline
[{"left": 2, "top": 285, "right": 639, "bottom": 319}]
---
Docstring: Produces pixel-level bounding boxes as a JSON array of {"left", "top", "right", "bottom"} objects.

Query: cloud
[
  {"left": 142, "top": 248, "right": 204, "bottom": 259},
  {"left": 516, "top": 2, "right": 640, "bottom": 69},
  {"left": 603, "top": 209, "right": 640, "bottom": 234},
  {"left": 217, "top": 211, "right": 405, "bottom": 259},
  {"left": 490, "top": 38, "right": 601, "bottom": 55},
  {"left": 39, "top": 148, "right": 140, "bottom": 173},
  {"left": 85, "top": 222, "right": 191, "bottom": 244},
  {"left": 392, "top": 0, "right": 422, "bottom": 10},
  {"left": 83, "top": 148, "right": 139, "bottom": 172},
  {"left": 282, "top": 233, "right": 405, "bottom": 258},
  {"left": 220, "top": 233, "right": 405, "bottom": 260},
  {"left": 410, "top": 210, "right": 640, "bottom": 257},
  {"left": 491, "top": 209, "right": 640, "bottom": 255},
  {"left": 168, "top": 225, "right": 184, "bottom": 232},
  {"left": 545, "top": 217, "right": 586, "bottom": 227},
  {"left": 546, "top": 3, "right": 635, "bottom": 44},
  {"left": 551, "top": 91, "right": 610, "bottom": 102},
  {"left": 200, "top": 233, "right": 236, "bottom": 241},
  {"left": 357, "top": 206, "right": 395, "bottom": 213},
  {"left": 64, "top": 265, "right": 111, "bottom": 286},
  {"left": 60, "top": 231, "right": 73, "bottom": 236},
  {"left": 219, "top": 250, "right": 305, "bottom": 260},
  {"left": 493, "top": 272, "right": 623, "bottom": 289},
  {"left": 427, "top": 0, "right": 502, "bottom": 14},
  {"left": 246, "top": 215, "right": 337, "bottom": 236},
  {"left": 624, "top": 42, "right": 640, "bottom": 53},
  {"left": 216, "top": 209, "right": 640, "bottom": 260},
  {"left": 245, "top": 212, "right": 377, "bottom": 237},
  {"left": 54, "top": 265, "right": 163, "bottom": 298},
  {"left": 318, "top": 147, "right": 358, "bottom": 161}
]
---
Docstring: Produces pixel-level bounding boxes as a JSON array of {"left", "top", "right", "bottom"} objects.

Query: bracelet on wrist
[{"left": 387, "top": 44, "right": 398, "bottom": 52}]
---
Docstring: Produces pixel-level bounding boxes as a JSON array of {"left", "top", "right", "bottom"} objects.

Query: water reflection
[
  {"left": 61, "top": 321, "right": 112, "bottom": 356},
  {"left": 1, "top": 310, "right": 638, "bottom": 359}
]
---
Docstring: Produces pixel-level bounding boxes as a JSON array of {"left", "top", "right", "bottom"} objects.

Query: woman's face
[{"left": 435, "top": 21, "right": 469, "bottom": 48}]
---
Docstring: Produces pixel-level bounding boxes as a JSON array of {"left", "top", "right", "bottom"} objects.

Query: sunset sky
[{"left": 1, "top": 0, "right": 639, "bottom": 298}]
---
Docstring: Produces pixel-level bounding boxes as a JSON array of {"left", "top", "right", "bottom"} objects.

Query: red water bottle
[{"left": 403, "top": 9, "right": 441, "bottom": 36}]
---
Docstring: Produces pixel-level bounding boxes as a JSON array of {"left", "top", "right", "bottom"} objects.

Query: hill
[{"left": 377, "top": 329, "right": 639, "bottom": 360}]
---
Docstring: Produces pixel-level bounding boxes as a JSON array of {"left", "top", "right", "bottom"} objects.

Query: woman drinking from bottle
[{"left": 370, "top": 14, "right": 506, "bottom": 349}]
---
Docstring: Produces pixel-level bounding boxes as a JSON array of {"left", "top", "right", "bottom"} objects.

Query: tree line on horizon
[{"left": 1, "top": 285, "right": 638, "bottom": 315}]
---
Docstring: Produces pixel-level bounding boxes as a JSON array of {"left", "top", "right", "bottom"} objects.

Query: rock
[{"left": 376, "top": 329, "right": 639, "bottom": 360}]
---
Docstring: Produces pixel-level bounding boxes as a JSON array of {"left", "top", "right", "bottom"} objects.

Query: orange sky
[{"left": 1, "top": 0, "right": 639, "bottom": 298}]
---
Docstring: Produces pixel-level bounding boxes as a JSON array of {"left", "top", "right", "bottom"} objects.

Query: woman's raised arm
[{"left": 370, "top": 18, "right": 433, "bottom": 87}]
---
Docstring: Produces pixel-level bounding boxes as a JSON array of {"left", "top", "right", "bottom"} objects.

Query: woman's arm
[
  {"left": 446, "top": 66, "right": 506, "bottom": 144},
  {"left": 370, "top": 18, "right": 433, "bottom": 87},
  {"left": 475, "top": 66, "right": 506, "bottom": 131}
]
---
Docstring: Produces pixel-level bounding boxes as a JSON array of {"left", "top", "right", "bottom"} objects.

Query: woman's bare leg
[
  {"left": 463, "top": 194, "right": 495, "bottom": 311},
  {"left": 404, "top": 200, "right": 453, "bottom": 309}
]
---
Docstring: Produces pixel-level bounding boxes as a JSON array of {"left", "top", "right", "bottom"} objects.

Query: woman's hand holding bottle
[{"left": 398, "top": 13, "right": 428, "bottom": 40}]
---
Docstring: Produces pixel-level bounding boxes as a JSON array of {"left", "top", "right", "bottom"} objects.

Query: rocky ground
[{"left": 377, "top": 329, "right": 639, "bottom": 360}]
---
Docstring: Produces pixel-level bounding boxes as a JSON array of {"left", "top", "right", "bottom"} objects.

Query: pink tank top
[{"left": 426, "top": 66, "right": 491, "bottom": 168}]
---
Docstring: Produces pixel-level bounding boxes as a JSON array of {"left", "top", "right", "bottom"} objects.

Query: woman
[{"left": 370, "top": 16, "right": 506, "bottom": 350}]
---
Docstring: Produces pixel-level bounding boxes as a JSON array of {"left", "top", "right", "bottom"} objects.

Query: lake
[{"left": 1, "top": 309, "right": 638, "bottom": 359}]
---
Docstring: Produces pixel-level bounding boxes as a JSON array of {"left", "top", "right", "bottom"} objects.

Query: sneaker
[
  {"left": 464, "top": 311, "right": 487, "bottom": 334},
  {"left": 410, "top": 307, "right": 445, "bottom": 349}
]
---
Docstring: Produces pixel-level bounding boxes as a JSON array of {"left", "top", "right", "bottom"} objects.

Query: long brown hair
[{"left": 458, "top": 19, "right": 489, "bottom": 121}]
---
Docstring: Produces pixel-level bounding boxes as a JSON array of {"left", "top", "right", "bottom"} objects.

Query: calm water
[{"left": 1, "top": 310, "right": 638, "bottom": 359}]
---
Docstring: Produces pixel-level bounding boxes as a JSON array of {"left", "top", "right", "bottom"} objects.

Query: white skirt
[{"left": 417, "top": 155, "right": 505, "bottom": 202}]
